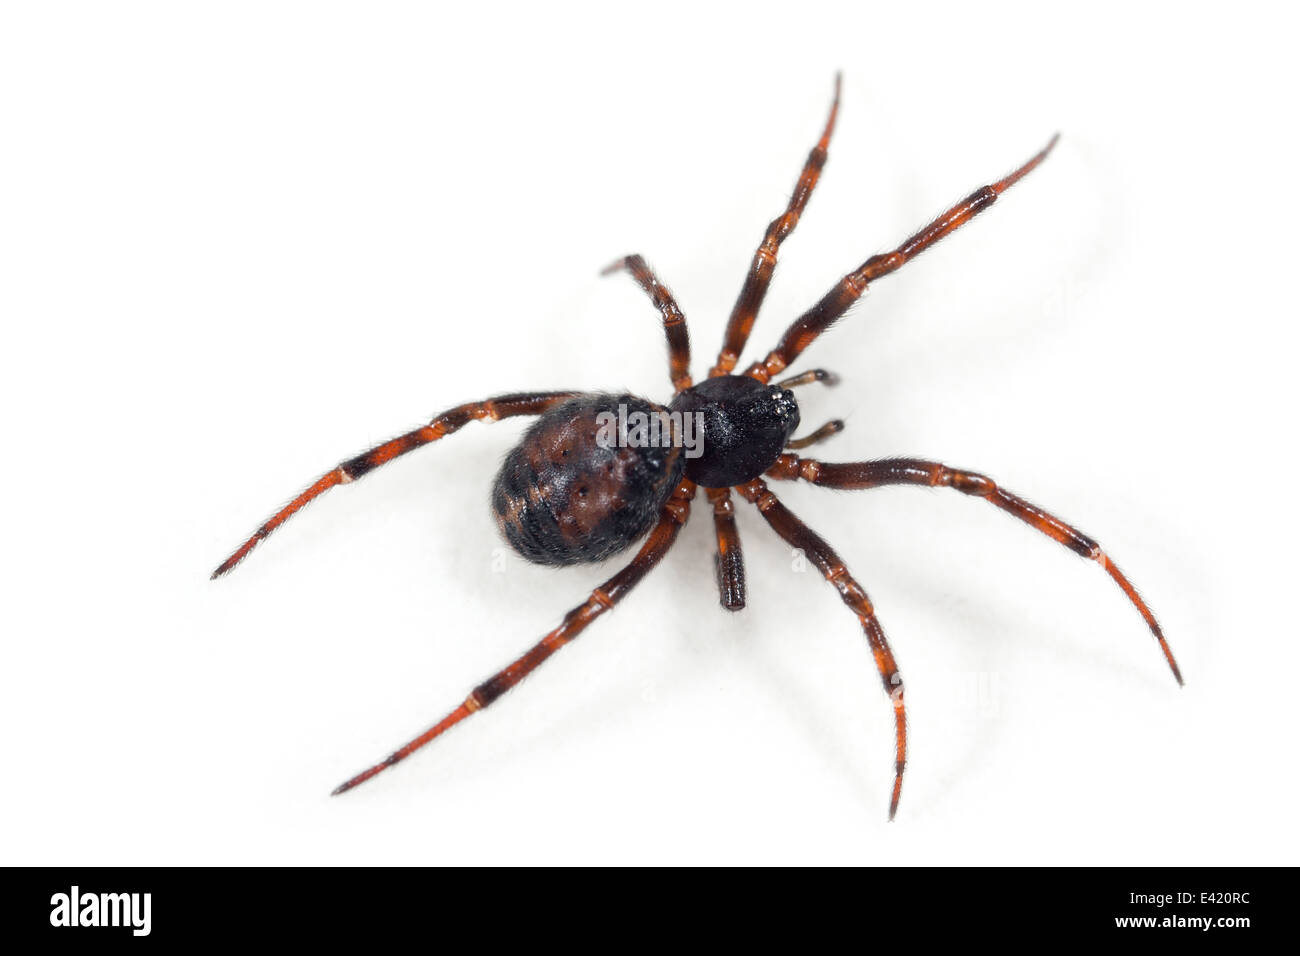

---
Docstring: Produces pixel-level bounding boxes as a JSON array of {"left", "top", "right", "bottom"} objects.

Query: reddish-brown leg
[
  {"left": 734, "top": 477, "right": 907, "bottom": 819},
  {"left": 706, "top": 487, "right": 745, "bottom": 611},
  {"left": 602, "top": 254, "right": 692, "bottom": 392},
  {"left": 711, "top": 75, "right": 842, "bottom": 377},
  {"left": 766, "top": 453, "right": 1182, "bottom": 684},
  {"left": 212, "top": 391, "right": 580, "bottom": 579},
  {"left": 332, "top": 480, "right": 696, "bottom": 795},
  {"left": 746, "top": 134, "right": 1059, "bottom": 383}
]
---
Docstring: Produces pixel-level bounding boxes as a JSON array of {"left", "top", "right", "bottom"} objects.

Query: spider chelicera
[{"left": 213, "top": 76, "right": 1181, "bottom": 819}]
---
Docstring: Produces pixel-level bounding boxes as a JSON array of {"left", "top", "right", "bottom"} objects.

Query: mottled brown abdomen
[{"left": 491, "top": 393, "right": 685, "bottom": 566}]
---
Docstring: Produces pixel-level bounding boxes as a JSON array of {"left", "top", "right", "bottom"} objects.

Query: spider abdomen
[{"left": 491, "top": 393, "right": 685, "bottom": 566}]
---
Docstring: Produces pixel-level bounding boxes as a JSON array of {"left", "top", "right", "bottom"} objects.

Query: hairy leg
[
  {"left": 212, "top": 391, "right": 580, "bottom": 578},
  {"left": 766, "top": 453, "right": 1181, "bottom": 683}
]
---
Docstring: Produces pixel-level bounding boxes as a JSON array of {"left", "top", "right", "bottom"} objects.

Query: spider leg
[
  {"left": 332, "top": 480, "right": 696, "bottom": 795},
  {"left": 766, "top": 453, "right": 1182, "bottom": 684},
  {"left": 711, "top": 75, "right": 842, "bottom": 377},
  {"left": 211, "top": 391, "right": 580, "bottom": 579},
  {"left": 707, "top": 487, "right": 746, "bottom": 611},
  {"left": 735, "top": 477, "right": 907, "bottom": 820},
  {"left": 745, "top": 134, "right": 1059, "bottom": 383},
  {"left": 785, "top": 419, "right": 845, "bottom": 450},
  {"left": 601, "top": 254, "right": 692, "bottom": 392}
]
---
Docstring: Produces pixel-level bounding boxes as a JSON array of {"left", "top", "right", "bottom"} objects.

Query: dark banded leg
[
  {"left": 765, "top": 453, "right": 1182, "bottom": 684},
  {"left": 734, "top": 477, "right": 907, "bottom": 819},
  {"left": 707, "top": 487, "right": 745, "bottom": 611},
  {"left": 601, "top": 255, "right": 692, "bottom": 392},
  {"left": 785, "top": 419, "right": 844, "bottom": 450},
  {"left": 711, "top": 75, "right": 841, "bottom": 378},
  {"left": 332, "top": 480, "right": 696, "bottom": 795},
  {"left": 211, "top": 391, "right": 580, "bottom": 579},
  {"left": 745, "top": 134, "right": 1059, "bottom": 383}
]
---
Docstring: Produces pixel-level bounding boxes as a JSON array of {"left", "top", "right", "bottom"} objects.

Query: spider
[{"left": 212, "top": 76, "right": 1181, "bottom": 819}]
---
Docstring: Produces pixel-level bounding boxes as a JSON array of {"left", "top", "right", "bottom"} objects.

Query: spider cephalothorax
[
  {"left": 670, "top": 376, "right": 801, "bottom": 487},
  {"left": 213, "top": 75, "right": 1181, "bottom": 818}
]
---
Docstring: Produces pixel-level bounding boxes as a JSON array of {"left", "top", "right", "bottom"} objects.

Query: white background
[{"left": 3, "top": 2, "right": 1296, "bottom": 865}]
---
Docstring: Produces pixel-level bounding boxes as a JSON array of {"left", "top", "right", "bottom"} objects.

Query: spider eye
[{"left": 578, "top": 487, "right": 588, "bottom": 497}]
